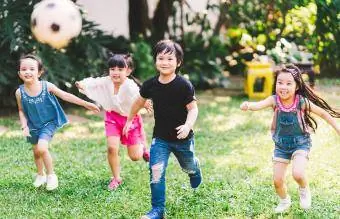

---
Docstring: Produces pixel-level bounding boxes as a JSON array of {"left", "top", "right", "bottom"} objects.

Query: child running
[
  {"left": 240, "top": 64, "right": 340, "bottom": 213},
  {"left": 16, "top": 54, "right": 100, "bottom": 191},
  {"left": 123, "top": 39, "right": 202, "bottom": 219},
  {"left": 75, "top": 53, "right": 150, "bottom": 191}
]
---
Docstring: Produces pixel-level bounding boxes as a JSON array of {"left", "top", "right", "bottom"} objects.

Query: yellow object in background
[{"left": 244, "top": 62, "right": 274, "bottom": 99}]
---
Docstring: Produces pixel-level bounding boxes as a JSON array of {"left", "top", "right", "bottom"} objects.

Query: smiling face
[
  {"left": 155, "top": 51, "right": 180, "bottom": 76},
  {"left": 275, "top": 72, "right": 298, "bottom": 101},
  {"left": 18, "top": 58, "right": 41, "bottom": 84},
  {"left": 109, "top": 66, "right": 129, "bottom": 85}
]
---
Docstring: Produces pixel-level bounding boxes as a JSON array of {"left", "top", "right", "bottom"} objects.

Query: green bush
[
  {"left": 130, "top": 39, "right": 156, "bottom": 81},
  {"left": 182, "top": 32, "right": 227, "bottom": 89}
]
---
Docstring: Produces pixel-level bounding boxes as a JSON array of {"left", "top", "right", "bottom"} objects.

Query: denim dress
[
  {"left": 20, "top": 81, "right": 68, "bottom": 144},
  {"left": 271, "top": 95, "right": 312, "bottom": 161}
]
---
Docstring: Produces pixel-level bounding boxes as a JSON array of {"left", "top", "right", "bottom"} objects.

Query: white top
[{"left": 78, "top": 76, "right": 139, "bottom": 116}]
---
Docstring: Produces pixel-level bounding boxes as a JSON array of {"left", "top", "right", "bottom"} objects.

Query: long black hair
[{"left": 273, "top": 64, "right": 340, "bottom": 132}]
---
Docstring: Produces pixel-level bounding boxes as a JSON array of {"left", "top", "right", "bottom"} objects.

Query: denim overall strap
[{"left": 272, "top": 95, "right": 309, "bottom": 143}]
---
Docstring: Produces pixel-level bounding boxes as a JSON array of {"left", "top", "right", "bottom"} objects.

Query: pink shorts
[{"left": 105, "top": 111, "right": 145, "bottom": 146}]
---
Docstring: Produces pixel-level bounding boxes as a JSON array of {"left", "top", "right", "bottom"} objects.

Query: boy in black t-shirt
[{"left": 123, "top": 39, "right": 202, "bottom": 219}]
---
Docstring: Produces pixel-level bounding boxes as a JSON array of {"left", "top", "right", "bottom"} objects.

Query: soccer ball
[{"left": 31, "top": 0, "right": 82, "bottom": 49}]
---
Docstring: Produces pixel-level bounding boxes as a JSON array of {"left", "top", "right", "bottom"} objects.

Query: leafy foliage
[
  {"left": 0, "top": 0, "right": 120, "bottom": 107},
  {"left": 0, "top": 0, "right": 339, "bottom": 108},
  {"left": 129, "top": 39, "right": 156, "bottom": 81}
]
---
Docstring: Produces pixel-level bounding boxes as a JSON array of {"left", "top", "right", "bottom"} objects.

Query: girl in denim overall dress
[
  {"left": 15, "top": 54, "right": 99, "bottom": 191},
  {"left": 240, "top": 64, "right": 340, "bottom": 213},
  {"left": 76, "top": 54, "right": 151, "bottom": 191}
]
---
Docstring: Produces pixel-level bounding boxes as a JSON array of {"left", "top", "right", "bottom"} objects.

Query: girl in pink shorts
[{"left": 76, "top": 53, "right": 151, "bottom": 190}]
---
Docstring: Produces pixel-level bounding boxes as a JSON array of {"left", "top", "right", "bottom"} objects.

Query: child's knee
[
  {"left": 129, "top": 154, "right": 142, "bottom": 161},
  {"left": 107, "top": 145, "right": 119, "bottom": 155},
  {"left": 273, "top": 176, "right": 285, "bottom": 188},
  {"left": 181, "top": 167, "right": 196, "bottom": 175},
  {"left": 151, "top": 163, "right": 164, "bottom": 183},
  {"left": 292, "top": 171, "right": 305, "bottom": 182},
  {"left": 180, "top": 157, "right": 199, "bottom": 175},
  {"left": 127, "top": 144, "right": 143, "bottom": 161},
  {"left": 34, "top": 144, "right": 48, "bottom": 156}
]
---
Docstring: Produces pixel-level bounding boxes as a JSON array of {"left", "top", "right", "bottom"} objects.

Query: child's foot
[
  {"left": 189, "top": 158, "right": 202, "bottom": 189},
  {"left": 299, "top": 187, "right": 311, "bottom": 210},
  {"left": 142, "top": 146, "right": 150, "bottom": 162},
  {"left": 274, "top": 195, "right": 291, "bottom": 213},
  {"left": 46, "top": 174, "right": 58, "bottom": 191},
  {"left": 108, "top": 177, "right": 122, "bottom": 191},
  {"left": 141, "top": 208, "right": 164, "bottom": 219},
  {"left": 33, "top": 174, "right": 46, "bottom": 188}
]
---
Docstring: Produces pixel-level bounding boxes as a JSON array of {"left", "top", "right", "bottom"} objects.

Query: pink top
[{"left": 276, "top": 95, "right": 300, "bottom": 112}]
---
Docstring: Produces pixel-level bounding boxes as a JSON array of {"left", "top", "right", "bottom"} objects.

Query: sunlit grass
[{"left": 0, "top": 84, "right": 339, "bottom": 218}]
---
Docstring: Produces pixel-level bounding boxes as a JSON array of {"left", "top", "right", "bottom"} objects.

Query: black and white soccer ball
[{"left": 31, "top": 0, "right": 82, "bottom": 49}]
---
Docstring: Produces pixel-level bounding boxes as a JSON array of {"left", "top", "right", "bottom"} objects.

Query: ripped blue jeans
[{"left": 149, "top": 137, "right": 199, "bottom": 212}]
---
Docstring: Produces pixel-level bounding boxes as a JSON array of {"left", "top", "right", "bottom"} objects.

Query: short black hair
[{"left": 153, "top": 39, "right": 183, "bottom": 69}]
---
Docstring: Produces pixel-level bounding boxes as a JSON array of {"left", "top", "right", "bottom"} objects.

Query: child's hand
[
  {"left": 123, "top": 120, "right": 133, "bottom": 137},
  {"left": 84, "top": 102, "right": 100, "bottom": 113},
  {"left": 176, "top": 124, "right": 190, "bottom": 139},
  {"left": 22, "top": 126, "right": 31, "bottom": 137},
  {"left": 240, "top": 101, "right": 249, "bottom": 111},
  {"left": 144, "top": 99, "right": 153, "bottom": 113},
  {"left": 75, "top": 81, "right": 84, "bottom": 92}
]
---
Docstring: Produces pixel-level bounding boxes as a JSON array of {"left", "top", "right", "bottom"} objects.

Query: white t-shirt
[{"left": 78, "top": 76, "right": 139, "bottom": 116}]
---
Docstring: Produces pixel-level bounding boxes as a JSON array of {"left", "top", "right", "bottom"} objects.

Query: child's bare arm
[
  {"left": 123, "top": 95, "right": 146, "bottom": 137},
  {"left": 47, "top": 82, "right": 100, "bottom": 112},
  {"left": 15, "top": 89, "right": 30, "bottom": 136},
  {"left": 176, "top": 100, "right": 198, "bottom": 139},
  {"left": 240, "top": 96, "right": 275, "bottom": 111},
  {"left": 309, "top": 101, "right": 340, "bottom": 135}
]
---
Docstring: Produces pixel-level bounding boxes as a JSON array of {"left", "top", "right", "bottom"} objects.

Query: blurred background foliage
[{"left": 0, "top": 0, "right": 339, "bottom": 107}]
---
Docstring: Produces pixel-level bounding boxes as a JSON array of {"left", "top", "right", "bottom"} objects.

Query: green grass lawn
[{"left": 0, "top": 84, "right": 339, "bottom": 218}]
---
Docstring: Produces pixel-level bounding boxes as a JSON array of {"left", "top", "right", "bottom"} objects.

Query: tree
[
  {"left": 128, "top": 0, "right": 176, "bottom": 43},
  {"left": 0, "top": 0, "right": 120, "bottom": 107}
]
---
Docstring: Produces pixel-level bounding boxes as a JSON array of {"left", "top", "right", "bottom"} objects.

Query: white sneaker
[
  {"left": 46, "top": 174, "right": 58, "bottom": 191},
  {"left": 299, "top": 187, "right": 311, "bottom": 210},
  {"left": 33, "top": 174, "right": 46, "bottom": 188},
  {"left": 274, "top": 195, "right": 291, "bottom": 213}
]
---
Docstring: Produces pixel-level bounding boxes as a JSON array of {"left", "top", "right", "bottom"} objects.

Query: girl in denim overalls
[
  {"left": 240, "top": 64, "right": 340, "bottom": 213},
  {"left": 16, "top": 54, "right": 99, "bottom": 191}
]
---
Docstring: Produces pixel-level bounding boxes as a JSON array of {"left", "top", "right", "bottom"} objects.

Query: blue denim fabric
[
  {"left": 27, "top": 122, "right": 57, "bottom": 144},
  {"left": 19, "top": 81, "right": 67, "bottom": 130},
  {"left": 272, "top": 97, "right": 312, "bottom": 162},
  {"left": 149, "top": 137, "right": 200, "bottom": 212},
  {"left": 273, "top": 135, "right": 311, "bottom": 161}
]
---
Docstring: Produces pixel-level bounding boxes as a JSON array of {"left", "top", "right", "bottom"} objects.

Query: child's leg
[
  {"left": 149, "top": 138, "right": 171, "bottom": 212},
  {"left": 33, "top": 143, "right": 44, "bottom": 175},
  {"left": 172, "top": 138, "right": 202, "bottom": 188},
  {"left": 273, "top": 161, "right": 289, "bottom": 198},
  {"left": 292, "top": 150, "right": 311, "bottom": 209},
  {"left": 35, "top": 139, "right": 54, "bottom": 175},
  {"left": 123, "top": 114, "right": 149, "bottom": 162},
  {"left": 107, "top": 136, "right": 121, "bottom": 180},
  {"left": 292, "top": 151, "right": 309, "bottom": 188},
  {"left": 127, "top": 144, "right": 143, "bottom": 161}
]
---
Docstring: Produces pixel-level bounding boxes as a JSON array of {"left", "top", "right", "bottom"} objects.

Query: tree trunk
[
  {"left": 128, "top": 0, "right": 151, "bottom": 40},
  {"left": 152, "top": 0, "right": 176, "bottom": 42}
]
